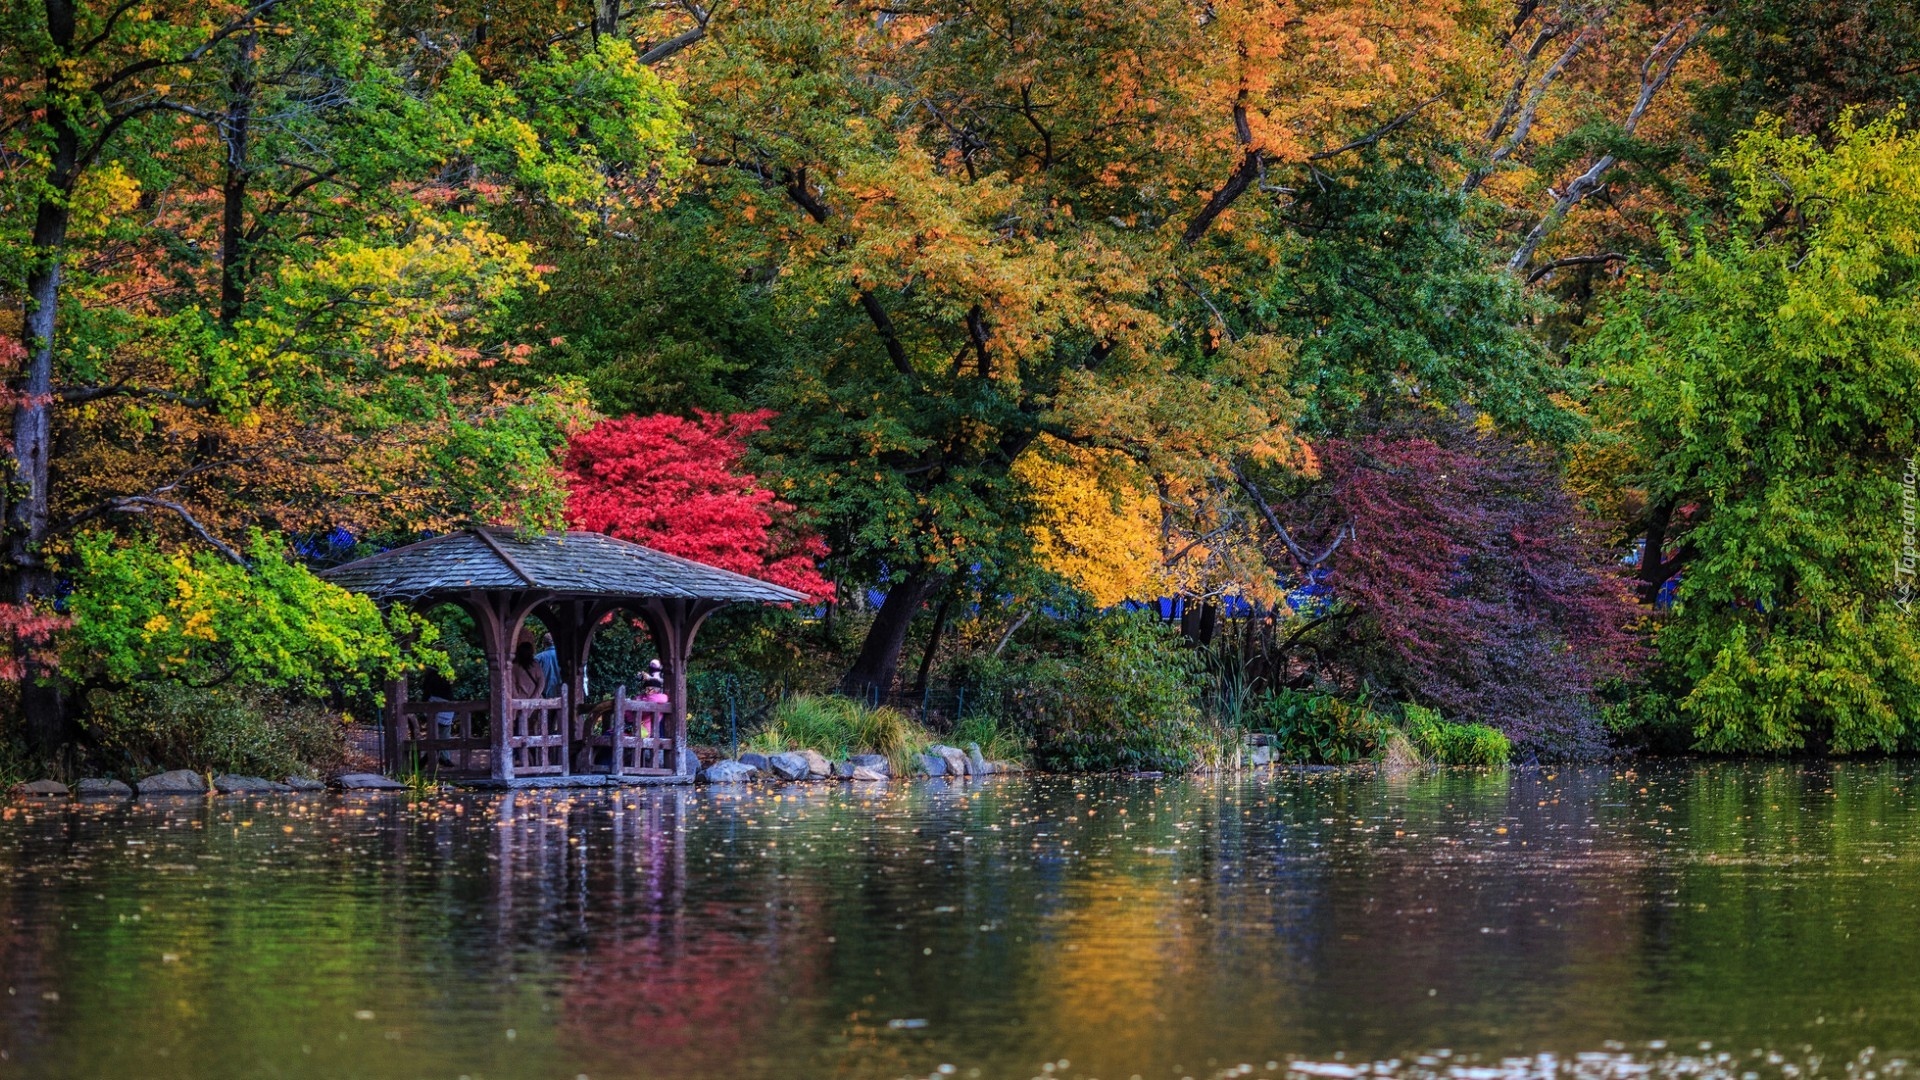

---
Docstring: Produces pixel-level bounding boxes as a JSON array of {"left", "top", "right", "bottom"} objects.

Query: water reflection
[{"left": 1, "top": 763, "right": 1919, "bottom": 1079}]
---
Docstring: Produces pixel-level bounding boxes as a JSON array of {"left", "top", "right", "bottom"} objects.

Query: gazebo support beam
[{"left": 636, "top": 597, "right": 724, "bottom": 777}]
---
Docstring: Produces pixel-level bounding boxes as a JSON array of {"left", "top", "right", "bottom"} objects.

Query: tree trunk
[
  {"left": 594, "top": 0, "right": 621, "bottom": 38},
  {"left": 13, "top": 0, "right": 80, "bottom": 755},
  {"left": 840, "top": 569, "right": 948, "bottom": 701},
  {"left": 911, "top": 593, "right": 953, "bottom": 696},
  {"left": 218, "top": 31, "right": 256, "bottom": 326}
]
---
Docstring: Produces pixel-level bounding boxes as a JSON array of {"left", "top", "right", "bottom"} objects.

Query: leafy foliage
[
  {"left": 1251, "top": 689, "right": 1393, "bottom": 765},
  {"left": 1272, "top": 423, "right": 1642, "bottom": 758},
  {"left": 83, "top": 682, "right": 349, "bottom": 779},
  {"left": 1011, "top": 437, "right": 1165, "bottom": 607},
  {"left": 1588, "top": 111, "right": 1920, "bottom": 753},
  {"left": 1401, "top": 702, "right": 1512, "bottom": 766},
  {"left": 564, "top": 411, "right": 833, "bottom": 598},
  {"left": 64, "top": 532, "right": 436, "bottom": 697},
  {"left": 1024, "top": 612, "right": 1208, "bottom": 774}
]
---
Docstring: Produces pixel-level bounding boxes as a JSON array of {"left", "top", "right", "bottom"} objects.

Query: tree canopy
[{"left": 6, "top": 0, "right": 1917, "bottom": 761}]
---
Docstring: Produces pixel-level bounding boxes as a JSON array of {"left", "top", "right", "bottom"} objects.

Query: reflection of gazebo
[{"left": 321, "top": 528, "right": 806, "bottom": 784}]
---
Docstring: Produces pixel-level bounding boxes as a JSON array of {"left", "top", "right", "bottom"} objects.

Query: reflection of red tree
[
  {"left": 559, "top": 899, "right": 826, "bottom": 1074},
  {"left": 0, "top": 851, "right": 61, "bottom": 1062}
]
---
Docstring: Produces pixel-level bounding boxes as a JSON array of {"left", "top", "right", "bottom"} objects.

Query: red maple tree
[
  {"left": 1283, "top": 423, "right": 1643, "bottom": 757},
  {"left": 564, "top": 410, "right": 833, "bottom": 600}
]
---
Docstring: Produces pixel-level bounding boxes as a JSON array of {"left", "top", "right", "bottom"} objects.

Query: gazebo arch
[{"left": 321, "top": 528, "right": 807, "bottom": 785}]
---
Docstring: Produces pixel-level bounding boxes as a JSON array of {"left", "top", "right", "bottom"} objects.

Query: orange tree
[{"left": 625, "top": 0, "right": 1527, "bottom": 694}]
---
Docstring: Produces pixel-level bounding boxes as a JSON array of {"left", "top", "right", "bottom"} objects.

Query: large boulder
[
  {"left": 74, "top": 778, "right": 133, "bottom": 798},
  {"left": 1248, "top": 743, "right": 1275, "bottom": 767},
  {"left": 766, "top": 752, "right": 812, "bottom": 781},
  {"left": 798, "top": 749, "right": 832, "bottom": 779},
  {"left": 918, "top": 752, "right": 947, "bottom": 777},
  {"left": 701, "top": 760, "right": 758, "bottom": 783},
  {"left": 331, "top": 772, "right": 405, "bottom": 791},
  {"left": 851, "top": 766, "right": 888, "bottom": 782},
  {"left": 932, "top": 744, "right": 970, "bottom": 777},
  {"left": 847, "top": 754, "right": 891, "bottom": 776},
  {"left": 136, "top": 770, "right": 207, "bottom": 796},
  {"left": 966, "top": 744, "right": 994, "bottom": 776},
  {"left": 214, "top": 774, "right": 292, "bottom": 795},
  {"left": 831, "top": 761, "right": 855, "bottom": 779},
  {"left": 10, "top": 779, "right": 68, "bottom": 798},
  {"left": 738, "top": 752, "right": 771, "bottom": 772}
]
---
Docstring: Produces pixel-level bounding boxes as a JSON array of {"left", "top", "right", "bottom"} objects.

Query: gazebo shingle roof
[{"left": 319, "top": 528, "right": 808, "bottom": 605}]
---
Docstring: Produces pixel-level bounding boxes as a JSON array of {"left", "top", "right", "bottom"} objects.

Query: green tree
[
  {"left": 1588, "top": 111, "right": 1920, "bottom": 753},
  {"left": 2, "top": 2, "right": 689, "bottom": 750},
  {"left": 64, "top": 530, "right": 435, "bottom": 696}
]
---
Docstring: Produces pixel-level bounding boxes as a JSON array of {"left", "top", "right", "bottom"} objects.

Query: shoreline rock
[
  {"left": 10, "top": 779, "right": 68, "bottom": 798},
  {"left": 75, "top": 778, "right": 133, "bottom": 798},
  {"left": 214, "top": 774, "right": 293, "bottom": 794},
  {"left": 136, "top": 770, "right": 207, "bottom": 796},
  {"left": 701, "top": 760, "right": 758, "bottom": 783},
  {"left": 767, "top": 752, "right": 811, "bottom": 781},
  {"left": 331, "top": 772, "right": 405, "bottom": 791}
]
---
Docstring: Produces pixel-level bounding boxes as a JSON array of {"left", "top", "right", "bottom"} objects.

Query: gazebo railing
[
  {"left": 387, "top": 678, "right": 687, "bottom": 782},
  {"left": 394, "top": 699, "right": 490, "bottom": 774},
  {"left": 508, "top": 690, "right": 571, "bottom": 776}
]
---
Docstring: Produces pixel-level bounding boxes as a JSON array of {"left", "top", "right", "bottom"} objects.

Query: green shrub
[
  {"left": 1026, "top": 611, "right": 1207, "bottom": 773},
  {"left": 1401, "top": 702, "right": 1511, "bottom": 766},
  {"left": 84, "top": 681, "right": 348, "bottom": 779},
  {"left": 66, "top": 531, "right": 438, "bottom": 696},
  {"left": 1254, "top": 689, "right": 1392, "bottom": 764}
]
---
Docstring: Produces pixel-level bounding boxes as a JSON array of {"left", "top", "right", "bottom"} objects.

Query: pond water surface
[{"left": 3, "top": 763, "right": 1919, "bottom": 1080}]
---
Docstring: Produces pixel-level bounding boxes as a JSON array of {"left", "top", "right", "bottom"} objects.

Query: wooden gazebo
[{"left": 321, "top": 528, "right": 807, "bottom": 784}]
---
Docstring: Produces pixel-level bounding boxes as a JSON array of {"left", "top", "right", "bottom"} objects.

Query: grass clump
[
  {"left": 746, "top": 694, "right": 934, "bottom": 775},
  {"left": 1400, "top": 702, "right": 1511, "bottom": 765}
]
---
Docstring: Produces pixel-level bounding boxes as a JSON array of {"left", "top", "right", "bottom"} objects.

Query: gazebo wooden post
[
  {"left": 638, "top": 597, "right": 723, "bottom": 778},
  {"left": 542, "top": 599, "right": 595, "bottom": 773},
  {"left": 471, "top": 590, "right": 514, "bottom": 781},
  {"left": 383, "top": 677, "right": 407, "bottom": 774}
]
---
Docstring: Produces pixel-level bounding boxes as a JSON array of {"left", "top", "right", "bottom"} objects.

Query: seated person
[
  {"left": 512, "top": 639, "right": 545, "bottom": 700},
  {"left": 632, "top": 659, "right": 669, "bottom": 738},
  {"left": 424, "top": 670, "right": 458, "bottom": 767}
]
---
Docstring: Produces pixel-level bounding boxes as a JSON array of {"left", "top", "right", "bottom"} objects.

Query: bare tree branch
[
  {"left": 1183, "top": 102, "right": 1260, "bottom": 244},
  {"left": 1309, "top": 94, "right": 1442, "bottom": 161},
  {"left": 1508, "top": 11, "right": 1713, "bottom": 273},
  {"left": 1229, "top": 463, "right": 1352, "bottom": 571},
  {"left": 106, "top": 497, "right": 250, "bottom": 567},
  {"left": 1463, "top": 25, "right": 1593, "bottom": 195},
  {"left": 638, "top": 1, "right": 710, "bottom": 65},
  {"left": 1526, "top": 250, "right": 1630, "bottom": 283}
]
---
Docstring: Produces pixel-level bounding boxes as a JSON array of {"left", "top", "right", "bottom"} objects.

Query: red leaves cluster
[
  {"left": 0, "top": 603, "right": 69, "bottom": 682},
  {"left": 1299, "top": 425, "right": 1642, "bottom": 756},
  {"left": 564, "top": 411, "right": 833, "bottom": 601}
]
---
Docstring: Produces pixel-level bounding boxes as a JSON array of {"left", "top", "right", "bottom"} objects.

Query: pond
[{"left": 2, "top": 763, "right": 1918, "bottom": 1080}]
